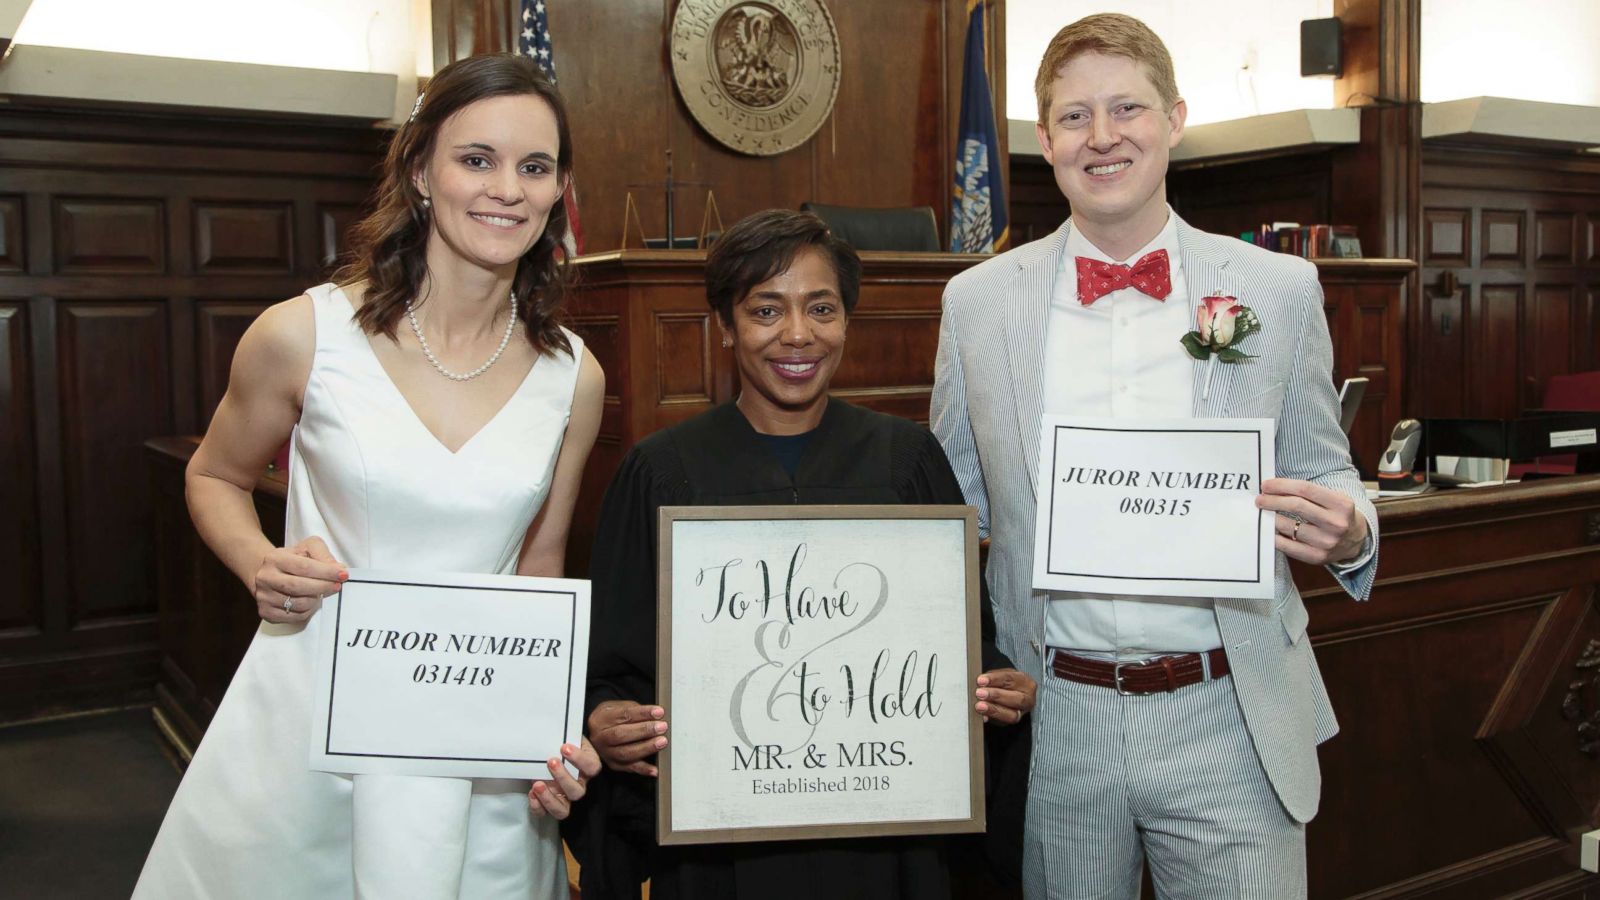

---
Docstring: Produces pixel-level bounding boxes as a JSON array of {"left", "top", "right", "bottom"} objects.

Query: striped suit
[{"left": 931, "top": 216, "right": 1378, "bottom": 897}]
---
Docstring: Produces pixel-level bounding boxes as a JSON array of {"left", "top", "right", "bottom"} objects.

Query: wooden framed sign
[{"left": 657, "top": 505, "right": 984, "bottom": 845}]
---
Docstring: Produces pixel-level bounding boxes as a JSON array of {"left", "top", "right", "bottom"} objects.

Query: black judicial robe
[{"left": 565, "top": 398, "right": 1024, "bottom": 900}]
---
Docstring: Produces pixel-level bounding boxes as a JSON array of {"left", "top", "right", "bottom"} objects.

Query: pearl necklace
[{"left": 404, "top": 291, "right": 518, "bottom": 382}]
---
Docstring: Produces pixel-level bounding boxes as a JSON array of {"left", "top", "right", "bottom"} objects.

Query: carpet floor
[{"left": 0, "top": 707, "right": 181, "bottom": 899}]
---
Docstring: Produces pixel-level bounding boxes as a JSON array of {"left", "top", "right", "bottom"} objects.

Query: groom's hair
[{"left": 1034, "top": 13, "right": 1180, "bottom": 124}]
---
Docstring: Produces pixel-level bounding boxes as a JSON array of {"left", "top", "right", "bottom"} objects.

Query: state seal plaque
[{"left": 670, "top": 0, "right": 841, "bottom": 157}]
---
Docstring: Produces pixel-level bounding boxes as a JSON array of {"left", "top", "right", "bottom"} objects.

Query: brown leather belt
[{"left": 1050, "top": 648, "right": 1230, "bottom": 695}]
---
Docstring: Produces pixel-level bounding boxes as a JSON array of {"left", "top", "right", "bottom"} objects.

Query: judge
[{"left": 566, "top": 209, "right": 1036, "bottom": 899}]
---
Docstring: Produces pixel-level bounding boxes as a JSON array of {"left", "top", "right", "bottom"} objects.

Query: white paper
[
  {"left": 666, "top": 516, "right": 975, "bottom": 836},
  {"left": 309, "top": 569, "right": 590, "bottom": 780},
  {"left": 1031, "top": 416, "right": 1277, "bottom": 600}
]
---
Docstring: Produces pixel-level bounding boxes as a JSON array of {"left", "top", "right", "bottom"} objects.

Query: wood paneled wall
[
  {"left": 1415, "top": 145, "right": 1600, "bottom": 420},
  {"left": 437, "top": 0, "right": 1006, "bottom": 253},
  {"left": 0, "top": 108, "right": 381, "bottom": 721}
]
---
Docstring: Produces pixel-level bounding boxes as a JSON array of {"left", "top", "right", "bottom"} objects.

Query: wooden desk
[
  {"left": 1293, "top": 477, "right": 1600, "bottom": 897},
  {"left": 146, "top": 437, "right": 285, "bottom": 757}
]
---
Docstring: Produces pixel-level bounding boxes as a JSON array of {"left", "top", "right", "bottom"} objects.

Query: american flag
[{"left": 518, "top": 0, "right": 584, "bottom": 254}]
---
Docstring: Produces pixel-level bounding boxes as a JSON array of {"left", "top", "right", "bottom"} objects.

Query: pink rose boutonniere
[{"left": 1181, "top": 294, "right": 1261, "bottom": 399}]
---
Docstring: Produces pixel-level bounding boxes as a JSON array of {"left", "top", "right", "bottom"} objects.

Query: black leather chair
[{"left": 800, "top": 202, "right": 941, "bottom": 252}]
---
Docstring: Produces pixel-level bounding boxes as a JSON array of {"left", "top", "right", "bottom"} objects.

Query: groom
[{"left": 931, "top": 13, "right": 1377, "bottom": 899}]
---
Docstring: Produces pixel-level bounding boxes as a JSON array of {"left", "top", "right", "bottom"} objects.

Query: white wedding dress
[{"left": 134, "top": 283, "right": 584, "bottom": 899}]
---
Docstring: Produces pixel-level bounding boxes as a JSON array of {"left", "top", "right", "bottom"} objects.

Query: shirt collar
[{"left": 1066, "top": 206, "right": 1180, "bottom": 270}]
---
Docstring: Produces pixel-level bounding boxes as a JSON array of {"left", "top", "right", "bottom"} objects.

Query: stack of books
[{"left": 1239, "top": 222, "right": 1361, "bottom": 258}]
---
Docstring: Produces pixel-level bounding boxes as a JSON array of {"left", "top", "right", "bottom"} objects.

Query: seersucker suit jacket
[{"left": 931, "top": 214, "right": 1379, "bottom": 824}]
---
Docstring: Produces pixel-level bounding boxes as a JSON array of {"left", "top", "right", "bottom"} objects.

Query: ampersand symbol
[{"left": 802, "top": 744, "right": 828, "bottom": 768}]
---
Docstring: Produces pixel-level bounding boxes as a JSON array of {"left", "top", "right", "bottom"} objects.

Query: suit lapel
[
  {"left": 1004, "top": 220, "right": 1070, "bottom": 502},
  {"left": 1178, "top": 217, "right": 1248, "bottom": 418}
]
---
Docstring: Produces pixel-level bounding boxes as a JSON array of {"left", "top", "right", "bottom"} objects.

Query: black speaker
[{"left": 1300, "top": 17, "right": 1343, "bottom": 78}]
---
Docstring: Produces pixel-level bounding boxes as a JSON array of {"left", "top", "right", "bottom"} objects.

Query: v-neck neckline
[{"left": 335, "top": 285, "right": 541, "bottom": 456}]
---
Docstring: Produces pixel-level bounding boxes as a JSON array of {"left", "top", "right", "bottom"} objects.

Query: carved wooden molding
[{"left": 1561, "top": 638, "right": 1600, "bottom": 756}]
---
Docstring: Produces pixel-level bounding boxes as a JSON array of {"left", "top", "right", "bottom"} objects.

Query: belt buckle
[{"left": 1113, "top": 660, "right": 1138, "bottom": 696}]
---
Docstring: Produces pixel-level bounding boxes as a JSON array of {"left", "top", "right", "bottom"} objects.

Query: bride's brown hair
[{"left": 336, "top": 54, "right": 574, "bottom": 358}]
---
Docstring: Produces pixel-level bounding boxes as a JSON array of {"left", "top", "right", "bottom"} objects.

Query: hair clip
[{"left": 408, "top": 92, "right": 426, "bottom": 123}]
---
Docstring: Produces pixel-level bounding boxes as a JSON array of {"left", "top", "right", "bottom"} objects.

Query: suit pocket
[
  {"left": 1226, "top": 380, "right": 1286, "bottom": 418},
  {"left": 1279, "top": 595, "right": 1310, "bottom": 646}
]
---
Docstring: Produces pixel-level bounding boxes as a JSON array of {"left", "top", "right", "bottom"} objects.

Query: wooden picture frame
[{"left": 656, "top": 504, "right": 985, "bottom": 845}]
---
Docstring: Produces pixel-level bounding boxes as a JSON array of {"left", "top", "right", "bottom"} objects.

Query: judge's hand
[
  {"left": 975, "top": 669, "right": 1036, "bottom": 725},
  {"left": 1256, "top": 478, "right": 1369, "bottom": 566},
  {"left": 587, "top": 700, "right": 668, "bottom": 777},
  {"left": 528, "top": 738, "right": 602, "bottom": 819},
  {"left": 253, "top": 536, "right": 347, "bottom": 623}
]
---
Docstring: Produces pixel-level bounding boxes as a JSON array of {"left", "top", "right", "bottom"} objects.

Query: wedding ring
[
  {"left": 283, "top": 597, "right": 294, "bottom": 612},
  {"left": 1291, "top": 520, "right": 1302, "bottom": 542}
]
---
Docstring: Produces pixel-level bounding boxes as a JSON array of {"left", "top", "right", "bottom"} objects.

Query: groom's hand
[{"left": 1256, "top": 478, "right": 1369, "bottom": 566}]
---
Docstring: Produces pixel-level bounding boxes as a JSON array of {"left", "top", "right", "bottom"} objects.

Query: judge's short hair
[
  {"left": 706, "top": 209, "right": 861, "bottom": 326},
  {"left": 1034, "top": 13, "right": 1180, "bottom": 123}
]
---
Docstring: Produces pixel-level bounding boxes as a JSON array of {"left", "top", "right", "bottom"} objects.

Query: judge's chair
[
  {"left": 1509, "top": 370, "right": 1600, "bottom": 478},
  {"left": 800, "top": 202, "right": 941, "bottom": 252}
]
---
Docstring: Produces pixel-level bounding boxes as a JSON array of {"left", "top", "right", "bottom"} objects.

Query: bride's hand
[
  {"left": 528, "top": 738, "right": 602, "bottom": 819},
  {"left": 252, "top": 536, "right": 347, "bottom": 623}
]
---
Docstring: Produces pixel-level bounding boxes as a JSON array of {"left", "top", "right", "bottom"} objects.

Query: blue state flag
[{"left": 950, "top": 0, "right": 1008, "bottom": 253}]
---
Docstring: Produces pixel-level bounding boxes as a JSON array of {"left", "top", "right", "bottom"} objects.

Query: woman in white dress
[{"left": 134, "top": 54, "right": 605, "bottom": 899}]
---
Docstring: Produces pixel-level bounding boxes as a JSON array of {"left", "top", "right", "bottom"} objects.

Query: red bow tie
[{"left": 1076, "top": 249, "right": 1172, "bottom": 305}]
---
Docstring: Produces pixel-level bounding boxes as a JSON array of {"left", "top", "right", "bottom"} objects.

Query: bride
[{"left": 134, "top": 54, "right": 604, "bottom": 899}]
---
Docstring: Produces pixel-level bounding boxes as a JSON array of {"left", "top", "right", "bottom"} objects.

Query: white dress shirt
[{"left": 1042, "top": 209, "right": 1225, "bottom": 655}]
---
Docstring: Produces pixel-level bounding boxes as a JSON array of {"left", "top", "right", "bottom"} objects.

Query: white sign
[
  {"left": 659, "top": 507, "right": 983, "bottom": 845},
  {"left": 1551, "top": 428, "right": 1598, "bottom": 449},
  {"left": 1032, "top": 416, "right": 1277, "bottom": 601},
  {"left": 310, "top": 570, "right": 590, "bottom": 780}
]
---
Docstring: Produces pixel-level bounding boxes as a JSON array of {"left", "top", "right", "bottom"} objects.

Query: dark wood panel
[
  {"left": 1591, "top": 289, "right": 1600, "bottom": 372},
  {"left": 0, "top": 104, "right": 384, "bottom": 723},
  {"left": 1527, "top": 285, "right": 1575, "bottom": 409},
  {"left": 1422, "top": 147, "right": 1600, "bottom": 421},
  {"left": 1483, "top": 209, "right": 1526, "bottom": 267},
  {"left": 550, "top": 0, "right": 981, "bottom": 253},
  {"left": 1475, "top": 285, "right": 1522, "bottom": 419},
  {"left": 319, "top": 204, "right": 362, "bottom": 270},
  {"left": 52, "top": 198, "right": 167, "bottom": 274},
  {"left": 0, "top": 196, "right": 22, "bottom": 272},
  {"left": 56, "top": 302, "right": 173, "bottom": 624},
  {"left": 1293, "top": 476, "right": 1600, "bottom": 899},
  {"left": 813, "top": 1, "right": 947, "bottom": 218},
  {"left": 1311, "top": 599, "right": 1552, "bottom": 896},
  {"left": 194, "top": 203, "right": 293, "bottom": 273},
  {"left": 194, "top": 301, "right": 270, "bottom": 427},
  {"left": 1416, "top": 282, "right": 1466, "bottom": 417},
  {"left": 1317, "top": 260, "right": 1411, "bottom": 476},
  {"left": 830, "top": 309, "right": 938, "bottom": 392},
  {"left": 1536, "top": 212, "right": 1576, "bottom": 265},
  {"left": 1424, "top": 206, "right": 1469, "bottom": 266},
  {"left": 653, "top": 312, "right": 714, "bottom": 404},
  {"left": 0, "top": 302, "right": 40, "bottom": 631}
]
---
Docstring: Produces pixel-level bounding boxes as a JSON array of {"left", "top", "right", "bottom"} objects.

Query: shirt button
[{"left": 1120, "top": 385, "right": 1130, "bottom": 393}]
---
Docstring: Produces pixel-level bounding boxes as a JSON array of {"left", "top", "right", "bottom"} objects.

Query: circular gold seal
[{"left": 670, "top": 0, "right": 841, "bottom": 157}]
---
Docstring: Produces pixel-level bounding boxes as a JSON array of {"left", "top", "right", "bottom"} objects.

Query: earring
[
  {"left": 421, "top": 197, "right": 431, "bottom": 209},
  {"left": 721, "top": 337, "right": 732, "bottom": 349}
]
